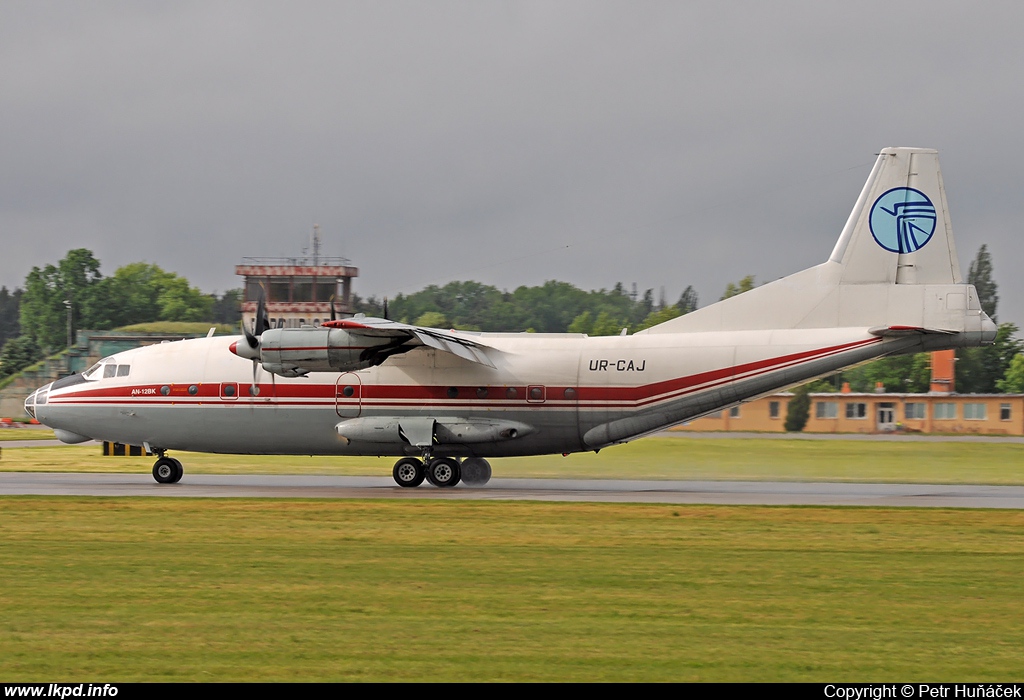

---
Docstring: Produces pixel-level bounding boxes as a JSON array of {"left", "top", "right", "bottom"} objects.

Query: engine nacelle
[{"left": 232, "top": 327, "right": 404, "bottom": 376}]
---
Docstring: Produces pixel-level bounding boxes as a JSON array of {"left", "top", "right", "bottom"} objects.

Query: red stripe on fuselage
[{"left": 47, "top": 337, "right": 881, "bottom": 408}]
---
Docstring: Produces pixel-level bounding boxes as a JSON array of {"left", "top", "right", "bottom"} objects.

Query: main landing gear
[
  {"left": 391, "top": 457, "right": 492, "bottom": 488},
  {"left": 152, "top": 455, "right": 183, "bottom": 484}
]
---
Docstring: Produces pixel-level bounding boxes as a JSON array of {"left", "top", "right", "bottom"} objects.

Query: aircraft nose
[{"left": 24, "top": 381, "right": 52, "bottom": 420}]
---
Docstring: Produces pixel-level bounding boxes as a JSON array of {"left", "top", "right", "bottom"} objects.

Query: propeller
[
  {"left": 237, "top": 289, "right": 270, "bottom": 391},
  {"left": 330, "top": 295, "right": 337, "bottom": 322},
  {"left": 383, "top": 296, "right": 389, "bottom": 321},
  {"left": 243, "top": 289, "right": 270, "bottom": 350}
]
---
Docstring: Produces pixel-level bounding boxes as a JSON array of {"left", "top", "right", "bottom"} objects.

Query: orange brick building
[{"left": 671, "top": 350, "right": 1024, "bottom": 435}]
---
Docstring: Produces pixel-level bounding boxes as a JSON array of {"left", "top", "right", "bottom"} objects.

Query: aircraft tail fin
[
  {"left": 829, "top": 147, "right": 962, "bottom": 285},
  {"left": 642, "top": 147, "right": 994, "bottom": 343}
]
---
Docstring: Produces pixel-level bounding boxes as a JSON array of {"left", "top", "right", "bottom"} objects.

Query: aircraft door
[{"left": 336, "top": 373, "right": 362, "bottom": 418}]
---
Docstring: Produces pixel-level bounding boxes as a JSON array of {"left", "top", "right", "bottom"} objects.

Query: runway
[{"left": 3, "top": 472, "right": 1024, "bottom": 508}]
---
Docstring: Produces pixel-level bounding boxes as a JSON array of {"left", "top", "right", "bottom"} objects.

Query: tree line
[
  {"left": 1, "top": 250, "right": 241, "bottom": 379},
  {"left": 351, "top": 281, "right": 701, "bottom": 336}
]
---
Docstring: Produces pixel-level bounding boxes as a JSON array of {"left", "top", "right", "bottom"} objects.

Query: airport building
[
  {"left": 670, "top": 350, "right": 1024, "bottom": 436},
  {"left": 236, "top": 227, "right": 359, "bottom": 330}
]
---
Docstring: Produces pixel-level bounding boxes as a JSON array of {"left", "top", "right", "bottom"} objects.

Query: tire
[
  {"left": 425, "top": 457, "right": 461, "bottom": 488},
  {"left": 170, "top": 458, "right": 184, "bottom": 484},
  {"left": 153, "top": 457, "right": 178, "bottom": 484},
  {"left": 393, "top": 458, "right": 425, "bottom": 487},
  {"left": 460, "top": 458, "right": 492, "bottom": 486}
]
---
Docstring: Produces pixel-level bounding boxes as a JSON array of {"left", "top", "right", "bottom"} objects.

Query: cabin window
[{"left": 116, "top": 365, "right": 130, "bottom": 377}]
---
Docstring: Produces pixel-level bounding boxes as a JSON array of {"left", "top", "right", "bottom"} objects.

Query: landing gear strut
[{"left": 152, "top": 455, "right": 183, "bottom": 484}]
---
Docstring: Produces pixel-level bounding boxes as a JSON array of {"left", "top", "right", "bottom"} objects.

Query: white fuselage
[{"left": 30, "top": 326, "right": 902, "bottom": 458}]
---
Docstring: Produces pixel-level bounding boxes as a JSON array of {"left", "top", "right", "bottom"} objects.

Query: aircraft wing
[{"left": 324, "top": 317, "right": 497, "bottom": 368}]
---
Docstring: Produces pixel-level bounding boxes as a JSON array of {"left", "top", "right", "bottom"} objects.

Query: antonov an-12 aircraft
[{"left": 26, "top": 148, "right": 996, "bottom": 487}]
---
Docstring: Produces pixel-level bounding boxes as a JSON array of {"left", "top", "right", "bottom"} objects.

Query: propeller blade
[
  {"left": 330, "top": 295, "right": 337, "bottom": 322},
  {"left": 384, "top": 296, "right": 389, "bottom": 321},
  {"left": 243, "top": 322, "right": 258, "bottom": 349},
  {"left": 254, "top": 288, "right": 269, "bottom": 337}
]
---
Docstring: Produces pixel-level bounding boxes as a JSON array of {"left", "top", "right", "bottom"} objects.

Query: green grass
[
  {"left": 7, "top": 436, "right": 1024, "bottom": 484},
  {"left": 1, "top": 497, "right": 1022, "bottom": 681},
  {"left": 115, "top": 321, "right": 237, "bottom": 334},
  {"left": 0, "top": 429, "right": 55, "bottom": 442}
]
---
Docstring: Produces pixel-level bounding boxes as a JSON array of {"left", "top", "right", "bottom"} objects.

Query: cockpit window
[{"left": 83, "top": 359, "right": 130, "bottom": 380}]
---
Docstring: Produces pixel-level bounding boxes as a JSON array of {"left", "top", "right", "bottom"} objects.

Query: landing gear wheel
[
  {"left": 169, "top": 458, "right": 183, "bottom": 483},
  {"left": 460, "top": 458, "right": 492, "bottom": 486},
  {"left": 153, "top": 457, "right": 183, "bottom": 484},
  {"left": 425, "top": 457, "right": 461, "bottom": 488},
  {"left": 393, "top": 458, "right": 425, "bottom": 487}
]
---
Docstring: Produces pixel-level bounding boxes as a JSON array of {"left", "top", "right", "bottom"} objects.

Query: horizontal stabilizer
[{"left": 868, "top": 325, "right": 957, "bottom": 338}]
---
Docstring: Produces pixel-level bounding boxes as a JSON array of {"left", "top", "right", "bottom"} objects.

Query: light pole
[{"left": 63, "top": 299, "right": 72, "bottom": 348}]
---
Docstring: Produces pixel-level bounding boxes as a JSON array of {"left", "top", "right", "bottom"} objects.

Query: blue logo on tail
[{"left": 869, "top": 187, "right": 937, "bottom": 253}]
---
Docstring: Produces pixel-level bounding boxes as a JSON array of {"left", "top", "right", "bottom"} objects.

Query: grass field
[
  {"left": 1, "top": 497, "right": 1022, "bottom": 681},
  {"left": 5, "top": 436, "right": 1024, "bottom": 483},
  {"left": 0, "top": 429, "right": 55, "bottom": 442}
]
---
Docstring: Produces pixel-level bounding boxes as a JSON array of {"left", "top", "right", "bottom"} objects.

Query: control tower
[{"left": 236, "top": 225, "right": 359, "bottom": 330}]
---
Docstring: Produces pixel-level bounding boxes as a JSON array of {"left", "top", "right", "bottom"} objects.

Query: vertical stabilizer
[
  {"left": 643, "top": 147, "right": 990, "bottom": 337},
  {"left": 829, "top": 147, "right": 962, "bottom": 285}
]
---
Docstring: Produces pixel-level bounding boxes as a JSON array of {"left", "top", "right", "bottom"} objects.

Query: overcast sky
[{"left": 2, "top": 1, "right": 1023, "bottom": 324}]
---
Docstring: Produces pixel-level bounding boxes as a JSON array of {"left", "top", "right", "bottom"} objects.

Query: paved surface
[{"left": 3, "top": 472, "right": 1023, "bottom": 508}]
